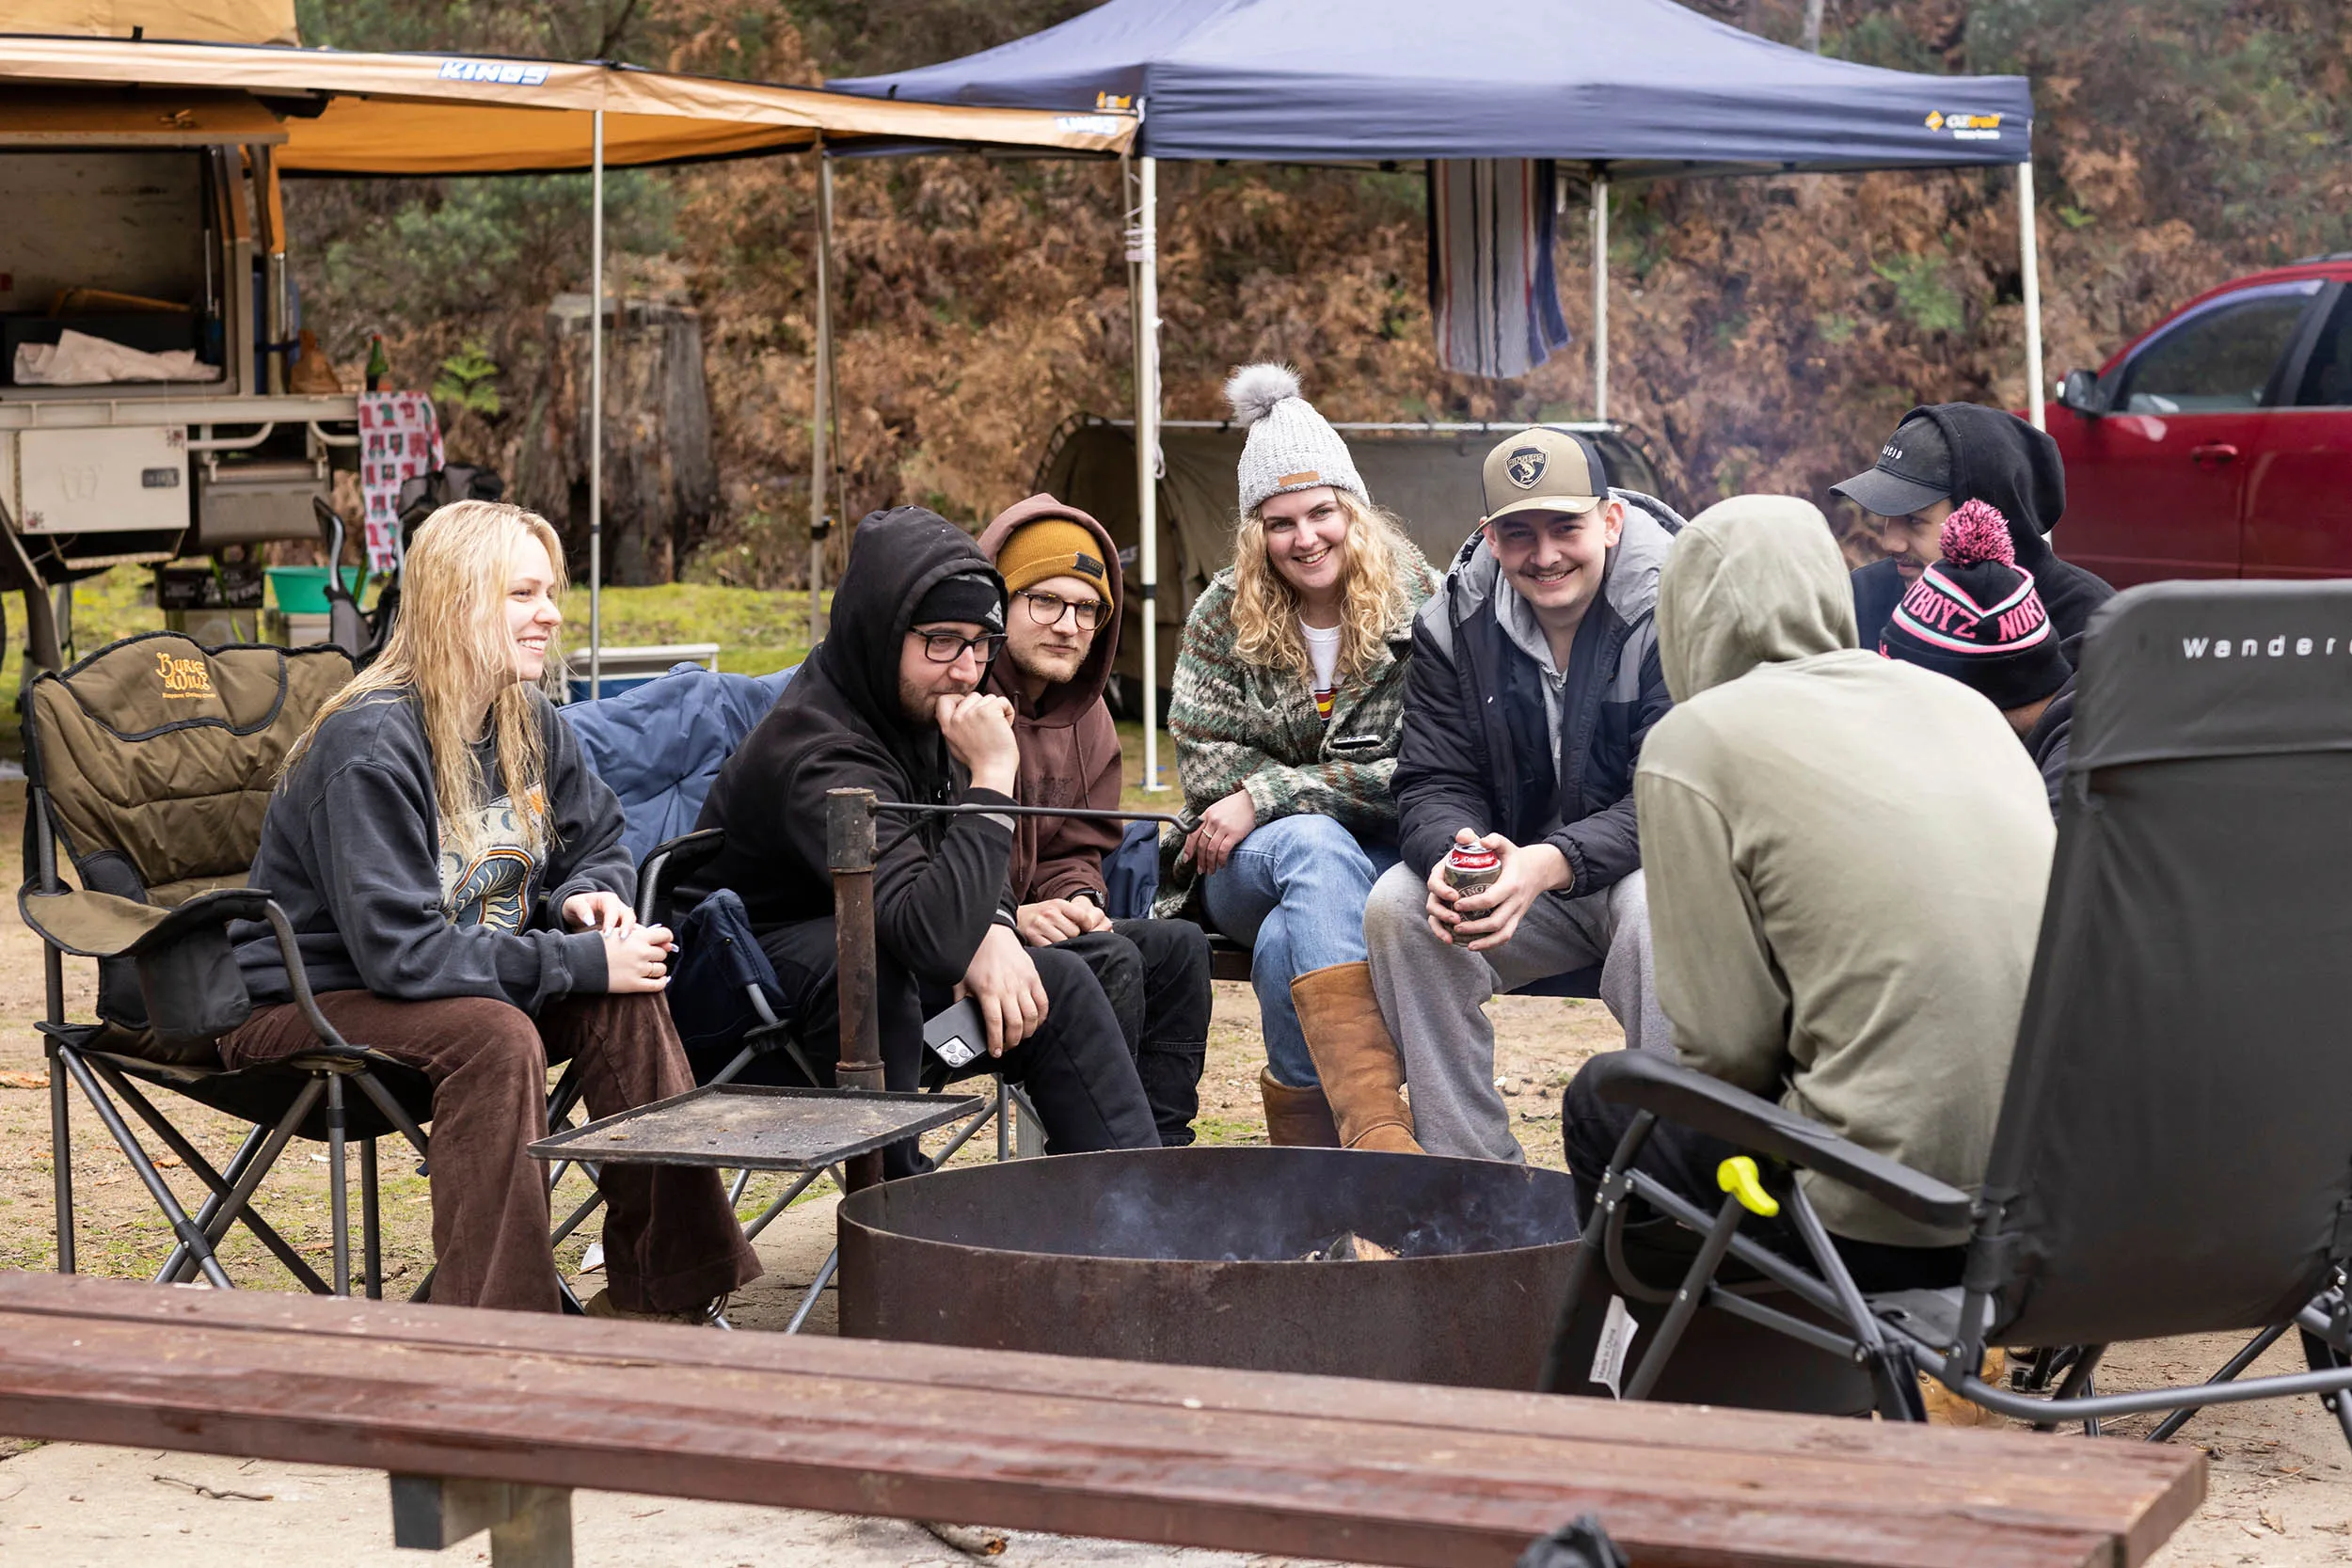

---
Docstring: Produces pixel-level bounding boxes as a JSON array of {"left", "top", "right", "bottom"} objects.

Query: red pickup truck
[{"left": 2050, "top": 254, "right": 2352, "bottom": 586}]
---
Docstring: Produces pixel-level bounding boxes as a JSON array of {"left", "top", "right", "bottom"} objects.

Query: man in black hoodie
[
  {"left": 694, "top": 507, "right": 1158, "bottom": 1170},
  {"left": 1835, "top": 404, "right": 2114, "bottom": 662}
]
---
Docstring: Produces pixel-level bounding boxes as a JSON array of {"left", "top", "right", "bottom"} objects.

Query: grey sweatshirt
[
  {"left": 1636, "top": 496, "right": 2056, "bottom": 1247},
  {"left": 233, "top": 687, "right": 630, "bottom": 1013}
]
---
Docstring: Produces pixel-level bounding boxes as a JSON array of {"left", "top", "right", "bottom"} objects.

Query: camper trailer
[{"left": 0, "top": 126, "right": 355, "bottom": 669}]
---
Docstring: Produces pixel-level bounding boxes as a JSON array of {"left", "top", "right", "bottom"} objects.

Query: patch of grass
[{"left": 1187, "top": 1116, "right": 1268, "bottom": 1148}]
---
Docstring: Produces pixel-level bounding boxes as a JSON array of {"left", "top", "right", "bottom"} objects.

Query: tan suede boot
[
  {"left": 1291, "top": 961, "right": 1423, "bottom": 1154},
  {"left": 1259, "top": 1066, "right": 1342, "bottom": 1147}
]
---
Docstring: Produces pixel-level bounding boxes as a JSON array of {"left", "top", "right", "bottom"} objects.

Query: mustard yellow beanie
[{"left": 996, "top": 518, "right": 1108, "bottom": 599}]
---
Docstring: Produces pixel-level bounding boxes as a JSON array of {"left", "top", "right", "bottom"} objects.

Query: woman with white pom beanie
[{"left": 1159, "top": 364, "right": 1438, "bottom": 1149}]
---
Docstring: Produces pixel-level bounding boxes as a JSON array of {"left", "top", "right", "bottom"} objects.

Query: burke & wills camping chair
[
  {"left": 24, "top": 631, "right": 435, "bottom": 1297},
  {"left": 1542, "top": 580, "right": 2352, "bottom": 1441}
]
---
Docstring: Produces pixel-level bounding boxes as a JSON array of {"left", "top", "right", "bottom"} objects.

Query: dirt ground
[{"left": 0, "top": 773, "right": 2342, "bottom": 1565}]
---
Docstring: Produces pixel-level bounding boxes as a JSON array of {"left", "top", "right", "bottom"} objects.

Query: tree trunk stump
[{"left": 519, "top": 293, "right": 717, "bottom": 586}]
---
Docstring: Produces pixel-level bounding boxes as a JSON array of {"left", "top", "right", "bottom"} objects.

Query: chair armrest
[
  {"left": 17, "top": 886, "right": 272, "bottom": 959},
  {"left": 1585, "top": 1050, "right": 1976, "bottom": 1232},
  {"left": 638, "top": 828, "right": 725, "bottom": 927}
]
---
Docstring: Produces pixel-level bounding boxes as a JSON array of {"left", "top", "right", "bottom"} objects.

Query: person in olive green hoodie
[{"left": 1560, "top": 494, "right": 2055, "bottom": 1289}]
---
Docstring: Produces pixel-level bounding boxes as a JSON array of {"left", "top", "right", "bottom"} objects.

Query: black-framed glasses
[
  {"left": 1014, "top": 589, "right": 1108, "bottom": 631},
  {"left": 916, "top": 630, "right": 1009, "bottom": 663}
]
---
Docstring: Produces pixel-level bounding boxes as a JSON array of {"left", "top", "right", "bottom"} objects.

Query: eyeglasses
[
  {"left": 1014, "top": 589, "right": 1108, "bottom": 631},
  {"left": 916, "top": 630, "right": 1008, "bottom": 664}
]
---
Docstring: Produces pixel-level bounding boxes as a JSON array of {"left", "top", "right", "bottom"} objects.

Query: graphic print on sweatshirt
[{"left": 438, "top": 799, "right": 541, "bottom": 931}]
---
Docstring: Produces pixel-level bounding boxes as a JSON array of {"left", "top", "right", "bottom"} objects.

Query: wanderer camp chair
[
  {"left": 23, "top": 632, "right": 435, "bottom": 1299},
  {"left": 1540, "top": 578, "right": 2352, "bottom": 1441}
]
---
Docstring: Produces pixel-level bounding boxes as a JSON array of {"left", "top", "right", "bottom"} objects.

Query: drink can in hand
[{"left": 1442, "top": 841, "right": 1503, "bottom": 899}]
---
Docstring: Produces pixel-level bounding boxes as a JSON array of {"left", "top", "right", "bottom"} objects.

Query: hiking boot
[
  {"left": 1292, "top": 961, "right": 1422, "bottom": 1154},
  {"left": 581, "top": 1288, "right": 726, "bottom": 1326},
  {"left": 1258, "top": 1066, "right": 1341, "bottom": 1147}
]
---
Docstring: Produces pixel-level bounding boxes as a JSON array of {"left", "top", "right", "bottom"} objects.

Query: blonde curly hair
[{"left": 1229, "top": 487, "right": 1415, "bottom": 684}]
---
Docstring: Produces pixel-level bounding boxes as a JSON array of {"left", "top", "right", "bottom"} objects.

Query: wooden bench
[{"left": 0, "top": 1272, "right": 2201, "bottom": 1567}]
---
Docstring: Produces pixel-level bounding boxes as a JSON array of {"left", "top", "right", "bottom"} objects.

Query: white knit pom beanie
[{"left": 1225, "top": 363, "right": 1368, "bottom": 515}]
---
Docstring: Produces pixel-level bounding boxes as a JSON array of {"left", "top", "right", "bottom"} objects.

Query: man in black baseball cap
[{"left": 1834, "top": 404, "right": 2112, "bottom": 658}]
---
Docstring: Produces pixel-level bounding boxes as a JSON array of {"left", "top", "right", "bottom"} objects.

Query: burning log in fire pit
[{"left": 1302, "top": 1230, "right": 1397, "bottom": 1262}]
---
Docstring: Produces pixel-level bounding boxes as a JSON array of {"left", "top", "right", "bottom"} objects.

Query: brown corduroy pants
[{"left": 222, "top": 990, "right": 761, "bottom": 1313}]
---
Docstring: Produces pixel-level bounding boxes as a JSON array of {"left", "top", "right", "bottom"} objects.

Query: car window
[
  {"left": 2295, "top": 292, "right": 2352, "bottom": 408},
  {"left": 2117, "top": 281, "right": 2321, "bottom": 414}
]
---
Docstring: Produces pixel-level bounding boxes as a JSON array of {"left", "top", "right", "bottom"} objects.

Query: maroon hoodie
[{"left": 977, "top": 494, "right": 1124, "bottom": 906}]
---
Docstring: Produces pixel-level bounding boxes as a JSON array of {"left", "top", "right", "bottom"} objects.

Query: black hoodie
[
  {"left": 1851, "top": 404, "right": 2116, "bottom": 661},
  {"left": 693, "top": 507, "right": 1016, "bottom": 985}
]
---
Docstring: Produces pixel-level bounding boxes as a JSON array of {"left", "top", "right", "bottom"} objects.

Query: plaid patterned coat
[{"left": 1155, "top": 542, "right": 1440, "bottom": 915}]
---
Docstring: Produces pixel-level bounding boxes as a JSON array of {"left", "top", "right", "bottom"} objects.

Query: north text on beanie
[
  {"left": 913, "top": 570, "right": 1006, "bottom": 632},
  {"left": 1226, "top": 362, "right": 1368, "bottom": 515},
  {"left": 1878, "top": 499, "right": 2070, "bottom": 711}
]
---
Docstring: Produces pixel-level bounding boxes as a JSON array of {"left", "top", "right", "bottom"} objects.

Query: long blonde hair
[
  {"left": 284, "top": 499, "right": 566, "bottom": 862},
  {"left": 1230, "top": 488, "right": 1415, "bottom": 684}
]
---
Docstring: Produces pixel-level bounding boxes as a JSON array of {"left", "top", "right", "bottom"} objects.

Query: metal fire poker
[{"left": 823, "top": 788, "right": 1197, "bottom": 1192}]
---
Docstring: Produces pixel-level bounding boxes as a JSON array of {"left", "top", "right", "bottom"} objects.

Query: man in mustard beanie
[{"left": 978, "top": 494, "right": 1211, "bottom": 1147}]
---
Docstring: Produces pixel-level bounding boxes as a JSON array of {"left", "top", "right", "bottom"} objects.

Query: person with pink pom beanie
[{"left": 1878, "top": 499, "right": 2075, "bottom": 816}]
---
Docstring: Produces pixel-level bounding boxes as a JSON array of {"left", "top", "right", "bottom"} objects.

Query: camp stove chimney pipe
[{"left": 826, "top": 787, "right": 886, "bottom": 1191}]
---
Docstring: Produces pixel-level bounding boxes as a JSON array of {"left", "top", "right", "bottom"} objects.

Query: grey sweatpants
[{"left": 1364, "top": 861, "right": 1672, "bottom": 1164}]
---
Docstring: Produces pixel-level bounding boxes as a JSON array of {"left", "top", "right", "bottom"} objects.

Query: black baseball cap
[{"left": 1831, "top": 416, "right": 1952, "bottom": 519}]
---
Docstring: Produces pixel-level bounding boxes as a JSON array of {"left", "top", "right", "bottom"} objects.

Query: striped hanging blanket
[{"left": 1426, "top": 159, "right": 1573, "bottom": 380}]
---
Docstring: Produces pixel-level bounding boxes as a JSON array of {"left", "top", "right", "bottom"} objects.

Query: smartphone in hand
[{"left": 923, "top": 997, "right": 989, "bottom": 1069}]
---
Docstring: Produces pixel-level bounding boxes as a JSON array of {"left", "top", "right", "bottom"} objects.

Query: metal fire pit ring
[{"left": 837, "top": 1145, "right": 1582, "bottom": 1390}]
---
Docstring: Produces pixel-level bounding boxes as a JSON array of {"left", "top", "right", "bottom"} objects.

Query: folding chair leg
[
  {"left": 170, "top": 1077, "right": 328, "bottom": 1290},
  {"left": 47, "top": 1038, "right": 75, "bottom": 1275},
  {"left": 1784, "top": 1179, "right": 1919, "bottom": 1421},
  {"left": 996, "top": 1078, "right": 1010, "bottom": 1162},
  {"left": 328, "top": 1073, "right": 352, "bottom": 1297},
  {"left": 2032, "top": 1345, "right": 2106, "bottom": 1434},
  {"left": 1010, "top": 1084, "right": 1044, "bottom": 1158},
  {"left": 2150, "top": 1322, "right": 2291, "bottom": 1442},
  {"left": 137, "top": 1116, "right": 329, "bottom": 1296},
  {"left": 362, "top": 1134, "right": 384, "bottom": 1300},
  {"left": 786, "top": 1245, "right": 840, "bottom": 1335},
  {"left": 56, "top": 1047, "right": 233, "bottom": 1290},
  {"left": 1623, "top": 1192, "right": 1750, "bottom": 1402},
  {"left": 1538, "top": 1112, "right": 1657, "bottom": 1394},
  {"left": 741, "top": 1165, "right": 829, "bottom": 1243}
]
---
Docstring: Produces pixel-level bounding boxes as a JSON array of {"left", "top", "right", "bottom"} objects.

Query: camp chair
[
  {"left": 24, "top": 632, "right": 435, "bottom": 1298},
  {"left": 1541, "top": 579, "right": 2352, "bottom": 1441},
  {"left": 311, "top": 498, "right": 398, "bottom": 666}
]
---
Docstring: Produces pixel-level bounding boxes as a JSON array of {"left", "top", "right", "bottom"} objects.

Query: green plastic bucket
[{"left": 266, "top": 565, "right": 363, "bottom": 614}]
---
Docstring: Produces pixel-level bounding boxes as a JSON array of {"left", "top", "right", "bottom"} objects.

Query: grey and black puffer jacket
[{"left": 1392, "top": 489, "right": 1682, "bottom": 896}]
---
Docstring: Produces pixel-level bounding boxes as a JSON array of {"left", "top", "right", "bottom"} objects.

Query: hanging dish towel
[
  {"left": 1427, "top": 159, "right": 1572, "bottom": 380},
  {"left": 358, "top": 392, "right": 443, "bottom": 573}
]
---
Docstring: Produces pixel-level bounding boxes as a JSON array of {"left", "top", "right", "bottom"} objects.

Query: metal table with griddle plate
[{"left": 530, "top": 1085, "right": 986, "bottom": 1332}]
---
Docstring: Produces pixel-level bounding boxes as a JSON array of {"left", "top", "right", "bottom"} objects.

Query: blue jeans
[{"left": 1200, "top": 813, "right": 1399, "bottom": 1089}]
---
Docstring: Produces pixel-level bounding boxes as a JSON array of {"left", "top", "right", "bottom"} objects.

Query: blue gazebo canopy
[{"left": 831, "top": 0, "right": 2032, "bottom": 174}]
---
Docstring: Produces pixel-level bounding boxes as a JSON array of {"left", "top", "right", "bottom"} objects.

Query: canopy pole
[
  {"left": 1591, "top": 169, "right": 1610, "bottom": 423},
  {"left": 1135, "top": 152, "right": 1164, "bottom": 793},
  {"left": 2019, "top": 159, "right": 2045, "bottom": 432},
  {"left": 809, "top": 146, "right": 834, "bottom": 647},
  {"left": 589, "top": 109, "right": 605, "bottom": 698}
]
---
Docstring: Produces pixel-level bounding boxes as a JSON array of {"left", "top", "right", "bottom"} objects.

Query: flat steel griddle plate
[{"left": 528, "top": 1085, "right": 986, "bottom": 1171}]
